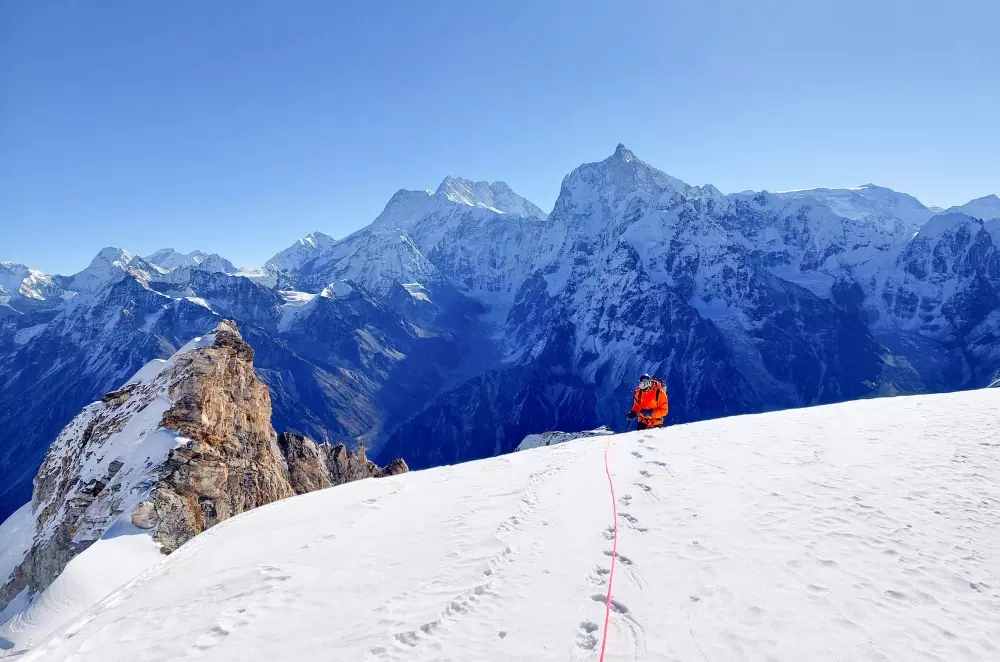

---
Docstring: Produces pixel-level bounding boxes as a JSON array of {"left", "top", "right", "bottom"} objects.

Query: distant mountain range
[{"left": 3, "top": 144, "right": 999, "bottom": 520}]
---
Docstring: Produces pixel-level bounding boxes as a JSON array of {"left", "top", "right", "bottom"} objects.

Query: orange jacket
[{"left": 631, "top": 381, "right": 668, "bottom": 427}]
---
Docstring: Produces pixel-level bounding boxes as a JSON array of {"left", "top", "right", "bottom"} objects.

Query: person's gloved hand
[{"left": 626, "top": 411, "right": 637, "bottom": 420}]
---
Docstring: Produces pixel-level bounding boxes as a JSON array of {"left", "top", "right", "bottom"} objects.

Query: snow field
[{"left": 16, "top": 388, "right": 1000, "bottom": 661}]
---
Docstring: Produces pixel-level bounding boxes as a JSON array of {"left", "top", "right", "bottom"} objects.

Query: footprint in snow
[
  {"left": 603, "top": 550, "right": 634, "bottom": 566},
  {"left": 591, "top": 594, "right": 630, "bottom": 613},
  {"left": 618, "top": 493, "right": 633, "bottom": 507},
  {"left": 589, "top": 565, "right": 610, "bottom": 585},
  {"left": 631, "top": 451, "right": 643, "bottom": 459},
  {"left": 576, "top": 621, "right": 599, "bottom": 651}
]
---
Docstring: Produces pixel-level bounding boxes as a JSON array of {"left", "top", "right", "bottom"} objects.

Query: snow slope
[{"left": 17, "top": 388, "right": 1000, "bottom": 661}]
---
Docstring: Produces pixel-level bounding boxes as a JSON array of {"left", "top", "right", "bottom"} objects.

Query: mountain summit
[
  {"left": 145, "top": 248, "right": 236, "bottom": 274},
  {"left": 435, "top": 176, "right": 549, "bottom": 219}
]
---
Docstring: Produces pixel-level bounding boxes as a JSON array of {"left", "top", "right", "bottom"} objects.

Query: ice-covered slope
[{"left": 17, "top": 388, "right": 1000, "bottom": 661}]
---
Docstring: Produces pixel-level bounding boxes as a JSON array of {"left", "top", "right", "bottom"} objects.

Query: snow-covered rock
[
  {"left": 12, "top": 388, "right": 1000, "bottom": 661},
  {"left": 0, "top": 321, "right": 406, "bottom": 652},
  {"left": 515, "top": 426, "right": 613, "bottom": 451},
  {"left": 145, "top": 248, "right": 236, "bottom": 274}
]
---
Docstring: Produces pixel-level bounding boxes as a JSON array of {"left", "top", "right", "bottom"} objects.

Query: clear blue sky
[{"left": 2, "top": 0, "right": 998, "bottom": 275}]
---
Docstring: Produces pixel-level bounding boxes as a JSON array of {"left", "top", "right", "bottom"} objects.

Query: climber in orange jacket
[{"left": 626, "top": 374, "right": 668, "bottom": 430}]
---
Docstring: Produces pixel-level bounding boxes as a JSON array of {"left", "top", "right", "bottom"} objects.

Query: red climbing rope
[{"left": 598, "top": 434, "right": 619, "bottom": 662}]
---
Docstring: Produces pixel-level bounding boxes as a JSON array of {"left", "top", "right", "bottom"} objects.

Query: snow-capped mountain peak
[
  {"left": 89, "top": 247, "right": 136, "bottom": 270},
  {"left": 948, "top": 194, "right": 1000, "bottom": 221},
  {"left": 613, "top": 141, "right": 635, "bottom": 162},
  {"left": 0, "top": 262, "right": 60, "bottom": 304},
  {"left": 265, "top": 232, "right": 338, "bottom": 272},
  {"left": 550, "top": 145, "right": 694, "bottom": 233},
  {"left": 67, "top": 247, "right": 159, "bottom": 292},
  {"left": 145, "top": 248, "right": 236, "bottom": 274},
  {"left": 775, "top": 183, "right": 933, "bottom": 227},
  {"left": 434, "top": 176, "right": 548, "bottom": 219}
]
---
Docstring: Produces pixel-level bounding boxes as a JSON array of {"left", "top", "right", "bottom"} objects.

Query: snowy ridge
[
  {"left": 145, "top": 249, "right": 236, "bottom": 274},
  {"left": 14, "top": 387, "right": 1000, "bottom": 661},
  {"left": 774, "top": 183, "right": 934, "bottom": 227},
  {"left": 435, "top": 176, "right": 549, "bottom": 219},
  {"left": 948, "top": 194, "right": 1000, "bottom": 221},
  {"left": 64, "top": 248, "right": 163, "bottom": 293}
]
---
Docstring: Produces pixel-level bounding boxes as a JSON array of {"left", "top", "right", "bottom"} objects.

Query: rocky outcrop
[
  {"left": 278, "top": 433, "right": 410, "bottom": 495},
  {"left": 132, "top": 320, "right": 296, "bottom": 553},
  {"left": 0, "top": 320, "right": 408, "bottom": 612}
]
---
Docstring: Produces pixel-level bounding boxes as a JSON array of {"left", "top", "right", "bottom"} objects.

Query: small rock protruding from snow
[{"left": 516, "top": 426, "right": 614, "bottom": 452}]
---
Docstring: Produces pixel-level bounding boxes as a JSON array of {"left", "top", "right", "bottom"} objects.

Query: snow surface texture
[
  {"left": 15, "top": 388, "right": 1000, "bottom": 661},
  {"left": 0, "top": 506, "right": 33, "bottom": 590}
]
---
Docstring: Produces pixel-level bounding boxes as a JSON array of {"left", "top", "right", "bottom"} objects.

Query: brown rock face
[
  {"left": 278, "top": 432, "right": 409, "bottom": 494},
  {"left": 137, "top": 321, "right": 296, "bottom": 553},
  {"left": 277, "top": 433, "right": 333, "bottom": 494}
]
